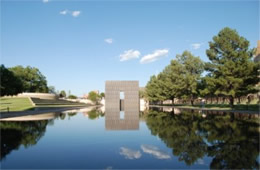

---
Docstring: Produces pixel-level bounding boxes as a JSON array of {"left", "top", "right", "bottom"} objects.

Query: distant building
[
  {"left": 82, "top": 93, "right": 88, "bottom": 99},
  {"left": 254, "top": 40, "right": 260, "bottom": 62}
]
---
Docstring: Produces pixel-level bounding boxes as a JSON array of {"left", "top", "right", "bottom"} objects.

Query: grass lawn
[
  {"left": 0, "top": 97, "right": 90, "bottom": 112},
  {"left": 0, "top": 97, "right": 34, "bottom": 112}
]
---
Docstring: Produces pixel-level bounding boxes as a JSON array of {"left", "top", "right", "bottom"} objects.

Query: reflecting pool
[{"left": 0, "top": 107, "right": 259, "bottom": 169}]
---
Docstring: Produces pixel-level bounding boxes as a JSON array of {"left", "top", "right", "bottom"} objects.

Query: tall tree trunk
[
  {"left": 216, "top": 97, "right": 219, "bottom": 104},
  {"left": 229, "top": 96, "right": 234, "bottom": 108},
  {"left": 172, "top": 97, "right": 174, "bottom": 106},
  {"left": 238, "top": 97, "right": 241, "bottom": 104}
]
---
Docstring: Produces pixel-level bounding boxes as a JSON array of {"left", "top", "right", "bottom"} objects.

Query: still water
[{"left": 0, "top": 107, "right": 259, "bottom": 169}]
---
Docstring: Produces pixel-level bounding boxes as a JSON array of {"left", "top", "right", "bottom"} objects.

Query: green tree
[
  {"left": 199, "top": 74, "right": 218, "bottom": 104},
  {"left": 145, "top": 75, "right": 166, "bottom": 103},
  {"left": 139, "top": 88, "right": 146, "bottom": 98},
  {"left": 0, "top": 65, "right": 23, "bottom": 96},
  {"left": 60, "top": 90, "right": 66, "bottom": 98},
  {"left": 145, "top": 51, "right": 203, "bottom": 105},
  {"left": 68, "top": 95, "right": 77, "bottom": 99},
  {"left": 176, "top": 51, "right": 204, "bottom": 105},
  {"left": 88, "top": 91, "right": 100, "bottom": 104},
  {"left": 100, "top": 92, "right": 105, "bottom": 98},
  {"left": 160, "top": 60, "right": 186, "bottom": 104},
  {"left": 206, "top": 27, "right": 258, "bottom": 107},
  {"left": 9, "top": 65, "right": 48, "bottom": 93}
]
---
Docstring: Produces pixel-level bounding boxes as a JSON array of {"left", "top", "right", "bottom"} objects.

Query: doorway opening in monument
[
  {"left": 120, "top": 111, "right": 125, "bottom": 119},
  {"left": 120, "top": 91, "right": 125, "bottom": 112},
  {"left": 120, "top": 92, "right": 124, "bottom": 100}
]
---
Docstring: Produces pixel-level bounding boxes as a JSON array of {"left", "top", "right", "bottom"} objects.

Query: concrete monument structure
[
  {"left": 254, "top": 40, "right": 260, "bottom": 62},
  {"left": 105, "top": 81, "right": 139, "bottom": 130}
]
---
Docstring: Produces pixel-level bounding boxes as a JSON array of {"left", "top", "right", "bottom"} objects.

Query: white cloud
[
  {"left": 104, "top": 38, "right": 113, "bottom": 44},
  {"left": 71, "top": 11, "right": 81, "bottom": 17},
  {"left": 119, "top": 49, "right": 141, "bottom": 61},
  {"left": 60, "top": 10, "right": 69, "bottom": 15},
  {"left": 191, "top": 43, "right": 202, "bottom": 50},
  {"left": 59, "top": 10, "right": 81, "bottom": 17},
  {"left": 141, "top": 145, "right": 171, "bottom": 159},
  {"left": 119, "top": 147, "right": 142, "bottom": 159},
  {"left": 42, "top": 0, "right": 49, "bottom": 3},
  {"left": 140, "top": 49, "right": 169, "bottom": 64}
]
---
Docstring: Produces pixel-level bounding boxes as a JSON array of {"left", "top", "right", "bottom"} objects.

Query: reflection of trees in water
[
  {"left": 58, "top": 112, "right": 77, "bottom": 120},
  {"left": 145, "top": 109, "right": 260, "bottom": 169},
  {"left": 87, "top": 109, "right": 104, "bottom": 120},
  {"left": 68, "top": 112, "right": 77, "bottom": 117},
  {"left": 0, "top": 120, "right": 49, "bottom": 160}
]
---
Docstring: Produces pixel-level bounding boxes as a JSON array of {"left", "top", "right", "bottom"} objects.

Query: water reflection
[
  {"left": 0, "top": 119, "right": 50, "bottom": 160},
  {"left": 0, "top": 106, "right": 259, "bottom": 169},
  {"left": 105, "top": 108, "right": 139, "bottom": 130},
  {"left": 141, "top": 144, "right": 171, "bottom": 160},
  {"left": 119, "top": 147, "right": 142, "bottom": 159},
  {"left": 0, "top": 111, "right": 80, "bottom": 160},
  {"left": 145, "top": 108, "right": 260, "bottom": 169},
  {"left": 83, "top": 108, "right": 104, "bottom": 119}
]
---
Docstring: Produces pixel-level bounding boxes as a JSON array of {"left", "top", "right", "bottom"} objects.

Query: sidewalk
[
  {"left": 149, "top": 105, "right": 259, "bottom": 115},
  {"left": 0, "top": 106, "right": 95, "bottom": 119}
]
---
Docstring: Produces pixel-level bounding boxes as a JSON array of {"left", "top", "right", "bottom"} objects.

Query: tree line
[
  {"left": 0, "top": 65, "right": 82, "bottom": 99},
  {"left": 145, "top": 27, "right": 259, "bottom": 107},
  {"left": 1, "top": 65, "right": 48, "bottom": 96}
]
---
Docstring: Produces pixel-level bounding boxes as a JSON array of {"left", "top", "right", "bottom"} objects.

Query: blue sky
[{"left": 1, "top": 0, "right": 259, "bottom": 96}]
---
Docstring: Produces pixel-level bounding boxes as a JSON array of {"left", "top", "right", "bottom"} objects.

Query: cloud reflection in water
[
  {"left": 141, "top": 144, "right": 171, "bottom": 159},
  {"left": 119, "top": 147, "right": 142, "bottom": 160}
]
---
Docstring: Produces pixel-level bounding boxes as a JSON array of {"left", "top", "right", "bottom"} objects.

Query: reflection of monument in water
[{"left": 105, "top": 81, "right": 139, "bottom": 130}]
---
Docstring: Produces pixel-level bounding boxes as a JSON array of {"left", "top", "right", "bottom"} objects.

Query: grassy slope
[
  {"left": 0, "top": 97, "right": 90, "bottom": 112},
  {"left": 0, "top": 97, "right": 34, "bottom": 112}
]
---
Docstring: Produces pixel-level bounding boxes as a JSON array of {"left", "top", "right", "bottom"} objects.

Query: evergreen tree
[
  {"left": 145, "top": 75, "right": 166, "bottom": 103},
  {"left": 160, "top": 60, "right": 185, "bottom": 104},
  {"left": 206, "top": 27, "right": 258, "bottom": 107},
  {"left": 176, "top": 51, "right": 204, "bottom": 105}
]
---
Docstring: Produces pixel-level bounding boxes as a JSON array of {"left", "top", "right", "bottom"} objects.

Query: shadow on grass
[{"left": 0, "top": 107, "right": 35, "bottom": 113}]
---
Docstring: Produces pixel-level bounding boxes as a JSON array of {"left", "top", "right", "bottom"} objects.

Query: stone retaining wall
[{"left": 17, "top": 93, "right": 57, "bottom": 100}]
